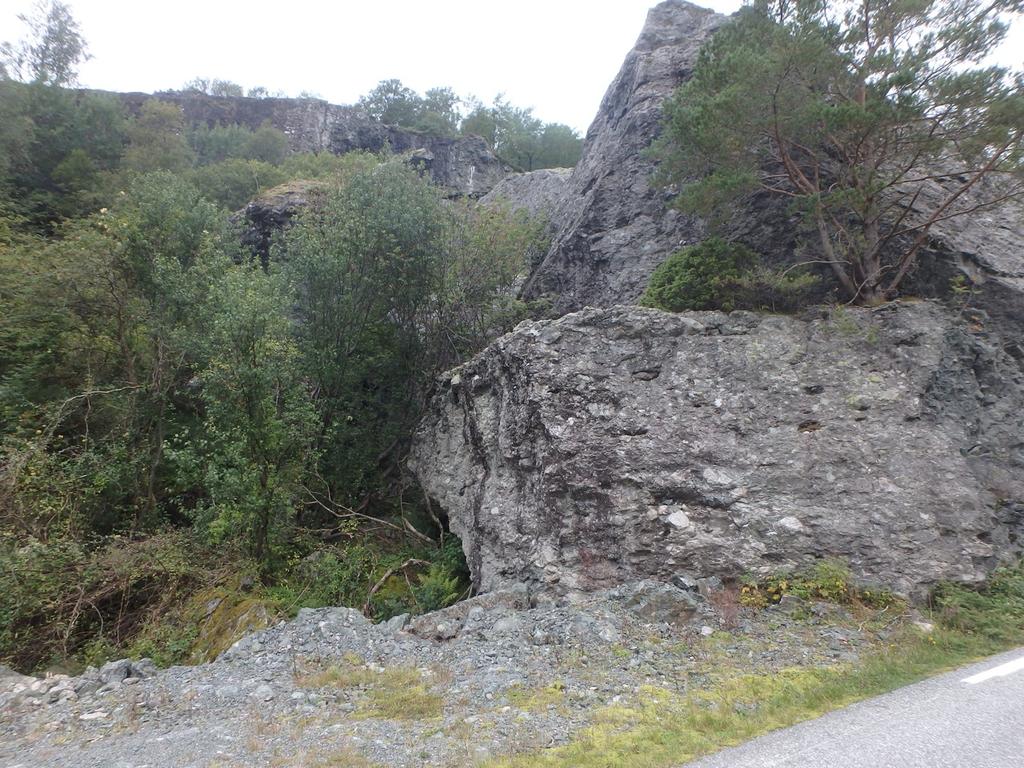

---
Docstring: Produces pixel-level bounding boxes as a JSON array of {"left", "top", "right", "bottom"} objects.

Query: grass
[
  {"left": 266, "top": 745, "right": 382, "bottom": 768},
  {"left": 295, "top": 660, "right": 444, "bottom": 721},
  {"left": 507, "top": 680, "right": 567, "bottom": 712},
  {"left": 361, "top": 677, "right": 444, "bottom": 720},
  {"left": 487, "top": 561, "right": 1024, "bottom": 768}
]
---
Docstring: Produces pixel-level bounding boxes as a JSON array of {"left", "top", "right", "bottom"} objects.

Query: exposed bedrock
[
  {"left": 519, "top": 1, "right": 725, "bottom": 314},
  {"left": 519, "top": 1, "right": 1024, "bottom": 327},
  {"left": 480, "top": 168, "right": 573, "bottom": 223},
  {"left": 409, "top": 302, "right": 1024, "bottom": 598}
]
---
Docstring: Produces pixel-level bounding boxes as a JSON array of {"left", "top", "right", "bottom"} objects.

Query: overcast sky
[{"left": 2, "top": 1, "right": 1021, "bottom": 135}]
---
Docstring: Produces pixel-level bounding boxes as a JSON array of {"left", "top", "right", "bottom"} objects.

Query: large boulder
[
  {"left": 234, "top": 180, "right": 325, "bottom": 265},
  {"left": 408, "top": 301, "right": 1024, "bottom": 598},
  {"left": 480, "top": 168, "right": 573, "bottom": 223}
]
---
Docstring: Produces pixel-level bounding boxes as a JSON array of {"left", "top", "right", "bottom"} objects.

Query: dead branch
[{"left": 362, "top": 558, "right": 430, "bottom": 614}]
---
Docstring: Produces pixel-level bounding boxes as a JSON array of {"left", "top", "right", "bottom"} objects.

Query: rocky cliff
[
  {"left": 117, "top": 91, "right": 509, "bottom": 197},
  {"left": 409, "top": 302, "right": 1024, "bottom": 598},
  {"left": 519, "top": 1, "right": 1024, "bottom": 323},
  {"left": 520, "top": 1, "right": 725, "bottom": 313},
  {"left": 409, "top": 1, "right": 1024, "bottom": 599}
]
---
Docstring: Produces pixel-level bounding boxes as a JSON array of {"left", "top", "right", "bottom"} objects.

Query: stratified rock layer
[{"left": 409, "top": 302, "right": 1024, "bottom": 597}]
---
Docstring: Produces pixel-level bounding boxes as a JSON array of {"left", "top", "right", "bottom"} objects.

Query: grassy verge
[
  {"left": 488, "top": 561, "right": 1024, "bottom": 768},
  {"left": 295, "top": 657, "right": 445, "bottom": 721}
]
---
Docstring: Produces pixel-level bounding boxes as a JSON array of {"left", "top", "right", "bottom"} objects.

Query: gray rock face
[
  {"left": 519, "top": 1, "right": 1024, "bottom": 322},
  {"left": 116, "top": 91, "right": 509, "bottom": 197},
  {"left": 409, "top": 302, "right": 1024, "bottom": 598},
  {"left": 521, "top": 1, "right": 725, "bottom": 313},
  {"left": 234, "top": 180, "right": 324, "bottom": 265},
  {"left": 911, "top": 180, "right": 1024, "bottom": 338},
  {"left": 480, "top": 168, "right": 573, "bottom": 223}
]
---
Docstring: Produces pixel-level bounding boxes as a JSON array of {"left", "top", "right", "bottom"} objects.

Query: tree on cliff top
[
  {"left": 654, "top": 0, "right": 1024, "bottom": 304},
  {"left": 1, "top": 1, "right": 89, "bottom": 86}
]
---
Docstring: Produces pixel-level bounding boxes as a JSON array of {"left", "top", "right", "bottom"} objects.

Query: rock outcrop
[
  {"left": 520, "top": 1, "right": 725, "bottom": 313},
  {"left": 409, "top": 302, "right": 1024, "bottom": 597},
  {"left": 409, "top": 1, "right": 1024, "bottom": 599},
  {"left": 520, "top": 1, "right": 1024, "bottom": 323},
  {"left": 234, "top": 180, "right": 325, "bottom": 265},
  {"left": 480, "top": 168, "right": 572, "bottom": 223},
  {"left": 116, "top": 91, "right": 509, "bottom": 197}
]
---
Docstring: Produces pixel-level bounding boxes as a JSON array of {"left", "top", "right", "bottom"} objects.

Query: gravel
[{"left": 0, "top": 580, "right": 897, "bottom": 767}]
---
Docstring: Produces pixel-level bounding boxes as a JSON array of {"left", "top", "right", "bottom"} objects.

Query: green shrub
[
  {"left": 187, "top": 159, "right": 287, "bottom": 210},
  {"left": 640, "top": 238, "right": 757, "bottom": 312},
  {"left": 934, "top": 561, "right": 1024, "bottom": 644},
  {"left": 723, "top": 265, "right": 819, "bottom": 313},
  {"left": 739, "top": 559, "right": 899, "bottom": 609},
  {"left": 0, "top": 531, "right": 216, "bottom": 672},
  {"left": 640, "top": 237, "right": 816, "bottom": 313},
  {"left": 269, "top": 534, "right": 471, "bottom": 621}
]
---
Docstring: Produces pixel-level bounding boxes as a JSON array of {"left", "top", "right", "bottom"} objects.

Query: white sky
[{"left": 2, "top": 1, "right": 1022, "bottom": 135}]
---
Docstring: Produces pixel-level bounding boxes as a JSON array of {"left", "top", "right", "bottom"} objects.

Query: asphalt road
[{"left": 684, "top": 647, "right": 1024, "bottom": 768}]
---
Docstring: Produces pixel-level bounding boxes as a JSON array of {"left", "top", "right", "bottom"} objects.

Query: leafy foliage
[
  {"left": 639, "top": 237, "right": 815, "bottom": 314},
  {"left": 356, "top": 80, "right": 583, "bottom": 169},
  {"left": 1, "top": 0, "right": 89, "bottom": 86},
  {"left": 0, "top": 4, "right": 553, "bottom": 674},
  {"left": 0, "top": 81, "right": 125, "bottom": 227},
  {"left": 181, "top": 77, "right": 244, "bottom": 98},
  {"left": 739, "top": 560, "right": 899, "bottom": 609},
  {"left": 284, "top": 162, "right": 544, "bottom": 509},
  {"left": 0, "top": 531, "right": 212, "bottom": 672},
  {"left": 123, "top": 100, "right": 195, "bottom": 173},
  {"left": 463, "top": 94, "right": 583, "bottom": 170},
  {"left": 284, "top": 162, "right": 448, "bottom": 506},
  {"left": 187, "top": 159, "right": 288, "bottom": 210},
  {"left": 184, "top": 266, "right": 318, "bottom": 568},
  {"left": 640, "top": 238, "right": 758, "bottom": 312},
  {"left": 934, "top": 560, "right": 1024, "bottom": 644},
  {"left": 1, "top": 117, "right": 536, "bottom": 672},
  {"left": 654, "top": 0, "right": 1024, "bottom": 303}
]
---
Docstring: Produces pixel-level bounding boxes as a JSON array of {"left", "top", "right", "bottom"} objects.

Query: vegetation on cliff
[
  {"left": 654, "top": 0, "right": 1024, "bottom": 304},
  {"left": 358, "top": 78, "right": 584, "bottom": 170},
  {"left": 639, "top": 237, "right": 817, "bottom": 312}
]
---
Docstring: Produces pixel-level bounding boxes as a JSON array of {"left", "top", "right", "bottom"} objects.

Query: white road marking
[{"left": 962, "top": 655, "right": 1024, "bottom": 685}]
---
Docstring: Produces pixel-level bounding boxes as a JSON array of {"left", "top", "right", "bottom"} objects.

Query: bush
[
  {"left": 935, "top": 561, "right": 1024, "bottom": 644},
  {"left": 640, "top": 238, "right": 757, "bottom": 312},
  {"left": 0, "top": 531, "right": 215, "bottom": 672},
  {"left": 722, "top": 265, "right": 819, "bottom": 313},
  {"left": 640, "top": 238, "right": 816, "bottom": 313},
  {"left": 187, "top": 159, "right": 287, "bottom": 210},
  {"left": 739, "top": 560, "right": 899, "bottom": 609}
]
